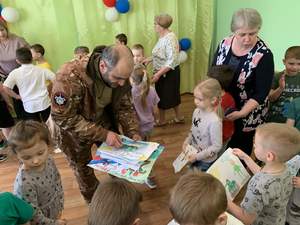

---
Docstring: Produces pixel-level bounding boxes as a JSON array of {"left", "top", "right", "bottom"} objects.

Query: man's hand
[
  {"left": 132, "top": 134, "right": 142, "bottom": 141},
  {"left": 106, "top": 131, "right": 122, "bottom": 148}
]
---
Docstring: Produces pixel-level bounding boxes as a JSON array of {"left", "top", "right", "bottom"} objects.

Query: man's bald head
[
  {"left": 99, "top": 45, "right": 134, "bottom": 88},
  {"left": 102, "top": 45, "right": 134, "bottom": 69}
]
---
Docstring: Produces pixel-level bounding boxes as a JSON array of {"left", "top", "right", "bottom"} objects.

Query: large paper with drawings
[
  {"left": 97, "top": 135, "right": 159, "bottom": 167},
  {"left": 207, "top": 148, "right": 251, "bottom": 200},
  {"left": 286, "top": 154, "right": 300, "bottom": 176},
  {"left": 88, "top": 146, "right": 164, "bottom": 183},
  {"left": 172, "top": 144, "right": 199, "bottom": 173}
]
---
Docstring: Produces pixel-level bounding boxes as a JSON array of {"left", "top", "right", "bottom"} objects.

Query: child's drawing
[
  {"left": 207, "top": 148, "right": 250, "bottom": 200},
  {"left": 173, "top": 144, "right": 199, "bottom": 173}
]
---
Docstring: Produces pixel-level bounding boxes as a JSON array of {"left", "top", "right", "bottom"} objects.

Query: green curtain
[{"left": 2, "top": 0, "right": 215, "bottom": 93}]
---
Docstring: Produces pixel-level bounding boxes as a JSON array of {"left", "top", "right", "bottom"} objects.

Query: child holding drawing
[
  {"left": 183, "top": 78, "right": 223, "bottom": 171},
  {"left": 228, "top": 123, "right": 300, "bottom": 225}
]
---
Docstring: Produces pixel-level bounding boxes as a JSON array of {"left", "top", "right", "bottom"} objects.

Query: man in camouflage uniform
[{"left": 50, "top": 45, "right": 141, "bottom": 203}]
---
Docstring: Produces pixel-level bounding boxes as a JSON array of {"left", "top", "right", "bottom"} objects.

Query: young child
[
  {"left": 30, "top": 44, "right": 52, "bottom": 70},
  {"left": 268, "top": 46, "right": 300, "bottom": 123},
  {"left": 183, "top": 78, "right": 223, "bottom": 171},
  {"left": 74, "top": 46, "right": 90, "bottom": 60},
  {"left": 3, "top": 47, "right": 55, "bottom": 122},
  {"left": 0, "top": 192, "right": 34, "bottom": 225},
  {"left": 88, "top": 178, "right": 142, "bottom": 225},
  {"left": 131, "top": 64, "right": 159, "bottom": 140},
  {"left": 228, "top": 123, "right": 300, "bottom": 225},
  {"left": 208, "top": 65, "right": 236, "bottom": 150},
  {"left": 9, "top": 120, "right": 66, "bottom": 225},
  {"left": 285, "top": 97, "right": 300, "bottom": 225},
  {"left": 168, "top": 171, "right": 243, "bottom": 225},
  {"left": 131, "top": 44, "right": 145, "bottom": 65},
  {"left": 130, "top": 63, "right": 159, "bottom": 189},
  {"left": 115, "top": 33, "right": 127, "bottom": 45}
]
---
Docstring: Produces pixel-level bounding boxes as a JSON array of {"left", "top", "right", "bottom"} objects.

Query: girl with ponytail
[{"left": 131, "top": 64, "right": 160, "bottom": 141}]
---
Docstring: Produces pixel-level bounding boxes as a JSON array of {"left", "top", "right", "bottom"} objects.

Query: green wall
[
  {"left": 2, "top": 0, "right": 215, "bottom": 93},
  {"left": 215, "top": 0, "right": 300, "bottom": 71}
]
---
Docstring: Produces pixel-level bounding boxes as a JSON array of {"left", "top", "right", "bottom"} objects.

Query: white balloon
[
  {"left": 1, "top": 7, "right": 19, "bottom": 23},
  {"left": 105, "top": 8, "right": 119, "bottom": 22},
  {"left": 178, "top": 51, "right": 188, "bottom": 63}
]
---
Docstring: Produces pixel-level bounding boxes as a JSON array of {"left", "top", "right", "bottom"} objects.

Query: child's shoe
[
  {"left": 145, "top": 177, "right": 157, "bottom": 189},
  {"left": 0, "top": 154, "right": 7, "bottom": 162}
]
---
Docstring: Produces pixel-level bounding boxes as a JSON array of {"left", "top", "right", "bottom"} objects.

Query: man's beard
[{"left": 101, "top": 71, "right": 117, "bottom": 88}]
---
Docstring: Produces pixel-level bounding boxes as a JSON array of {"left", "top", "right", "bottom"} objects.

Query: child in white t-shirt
[{"left": 3, "top": 47, "right": 55, "bottom": 122}]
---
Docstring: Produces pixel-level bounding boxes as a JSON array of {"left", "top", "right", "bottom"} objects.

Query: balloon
[
  {"left": 103, "top": 0, "right": 116, "bottom": 7},
  {"left": 1, "top": 7, "right": 19, "bottom": 23},
  {"left": 105, "top": 7, "right": 119, "bottom": 22},
  {"left": 0, "top": 5, "right": 2, "bottom": 14},
  {"left": 115, "top": 0, "right": 130, "bottom": 14},
  {"left": 179, "top": 38, "right": 192, "bottom": 51},
  {"left": 178, "top": 51, "right": 188, "bottom": 64},
  {"left": 0, "top": 16, "right": 5, "bottom": 23}
]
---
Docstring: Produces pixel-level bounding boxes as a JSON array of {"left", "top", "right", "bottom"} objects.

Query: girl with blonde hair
[{"left": 183, "top": 78, "right": 223, "bottom": 171}]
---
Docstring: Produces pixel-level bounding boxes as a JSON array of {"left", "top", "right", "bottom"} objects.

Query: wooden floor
[{"left": 0, "top": 94, "right": 197, "bottom": 225}]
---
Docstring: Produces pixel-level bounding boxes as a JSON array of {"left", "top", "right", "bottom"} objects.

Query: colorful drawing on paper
[
  {"left": 207, "top": 148, "right": 250, "bottom": 200},
  {"left": 88, "top": 146, "right": 164, "bottom": 183},
  {"left": 97, "top": 135, "right": 159, "bottom": 163},
  {"left": 173, "top": 144, "right": 199, "bottom": 173}
]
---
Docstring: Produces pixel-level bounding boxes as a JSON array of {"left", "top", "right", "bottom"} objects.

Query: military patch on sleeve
[{"left": 53, "top": 92, "right": 68, "bottom": 106}]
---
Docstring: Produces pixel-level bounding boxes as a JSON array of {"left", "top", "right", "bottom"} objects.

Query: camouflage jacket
[{"left": 50, "top": 50, "right": 139, "bottom": 145}]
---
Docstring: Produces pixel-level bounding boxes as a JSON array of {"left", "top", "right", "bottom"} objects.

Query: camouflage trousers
[{"left": 59, "top": 131, "right": 99, "bottom": 203}]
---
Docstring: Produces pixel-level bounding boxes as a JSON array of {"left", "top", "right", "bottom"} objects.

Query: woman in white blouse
[{"left": 145, "top": 13, "right": 183, "bottom": 126}]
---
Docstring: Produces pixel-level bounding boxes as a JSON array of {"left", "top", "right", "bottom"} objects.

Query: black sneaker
[
  {"left": 145, "top": 177, "right": 157, "bottom": 189},
  {"left": 0, "top": 154, "right": 8, "bottom": 162}
]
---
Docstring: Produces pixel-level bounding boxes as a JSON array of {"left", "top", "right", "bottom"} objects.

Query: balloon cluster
[
  {"left": 103, "top": 0, "right": 130, "bottom": 22},
  {"left": 0, "top": 4, "right": 19, "bottom": 23},
  {"left": 178, "top": 38, "right": 192, "bottom": 64}
]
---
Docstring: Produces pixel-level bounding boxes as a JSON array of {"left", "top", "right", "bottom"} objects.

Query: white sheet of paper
[
  {"left": 286, "top": 154, "right": 300, "bottom": 176},
  {"left": 173, "top": 144, "right": 198, "bottom": 173},
  {"left": 167, "top": 213, "right": 244, "bottom": 225}
]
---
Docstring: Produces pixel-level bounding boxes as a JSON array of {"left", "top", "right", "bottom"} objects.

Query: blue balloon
[
  {"left": 179, "top": 38, "right": 192, "bottom": 51},
  {"left": 115, "top": 0, "right": 130, "bottom": 14},
  {"left": 0, "top": 5, "right": 2, "bottom": 14}
]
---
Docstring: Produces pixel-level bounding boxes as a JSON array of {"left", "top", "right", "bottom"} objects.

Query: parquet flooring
[{"left": 0, "top": 94, "right": 197, "bottom": 225}]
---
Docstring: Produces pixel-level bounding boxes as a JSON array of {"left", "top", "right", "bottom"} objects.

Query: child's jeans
[{"left": 190, "top": 160, "right": 213, "bottom": 172}]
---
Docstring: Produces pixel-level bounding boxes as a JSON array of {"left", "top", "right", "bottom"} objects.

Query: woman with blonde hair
[{"left": 183, "top": 78, "right": 223, "bottom": 171}]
